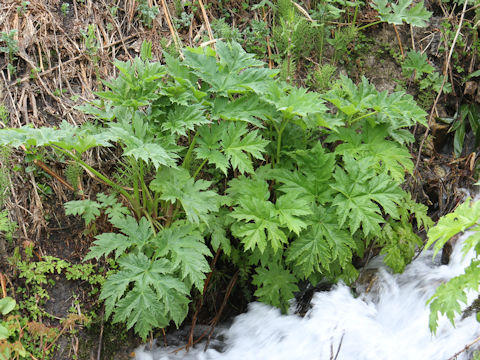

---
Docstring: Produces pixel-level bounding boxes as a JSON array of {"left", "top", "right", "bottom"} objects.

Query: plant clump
[{"left": 0, "top": 40, "right": 432, "bottom": 339}]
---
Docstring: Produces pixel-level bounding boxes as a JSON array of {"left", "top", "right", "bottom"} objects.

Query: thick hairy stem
[
  {"left": 276, "top": 129, "right": 283, "bottom": 165},
  {"left": 152, "top": 192, "right": 159, "bottom": 220},
  {"left": 139, "top": 161, "right": 153, "bottom": 212},
  {"left": 132, "top": 171, "right": 140, "bottom": 213},
  {"left": 164, "top": 201, "right": 180, "bottom": 228},
  {"left": 276, "top": 119, "right": 289, "bottom": 165},
  {"left": 182, "top": 132, "right": 198, "bottom": 172},
  {"left": 139, "top": 163, "right": 147, "bottom": 210}
]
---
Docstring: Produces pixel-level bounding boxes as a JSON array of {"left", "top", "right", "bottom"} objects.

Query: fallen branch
[
  {"left": 447, "top": 335, "right": 480, "bottom": 360},
  {"left": 197, "top": 0, "right": 214, "bottom": 46}
]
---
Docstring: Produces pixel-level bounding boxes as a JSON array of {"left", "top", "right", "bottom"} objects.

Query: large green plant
[
  {"left": 0, "top": 41, "right": 430, "bottom": 339},
  {"left": 425, "top": 197, "right": 480, "bottom": 333}
]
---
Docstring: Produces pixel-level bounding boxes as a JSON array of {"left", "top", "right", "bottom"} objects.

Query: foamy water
[{"left": 135, "top": 228, "right": 480, "bottom": 360}]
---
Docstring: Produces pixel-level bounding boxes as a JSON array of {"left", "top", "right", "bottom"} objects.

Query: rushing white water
[{"left": 135, "top": 229, "right": 480, "bottom": 360}]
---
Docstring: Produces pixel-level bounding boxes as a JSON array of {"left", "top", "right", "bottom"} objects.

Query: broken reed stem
[
  {"left": 160, "top": 0, "right": 182, "bottom": 56},
  {"left": 291, "top": 0, "right": 313, "bottom": 22},
  {"left": 198, "top": 0, "right": 214, "bottom": 45},
  {"left": 392, "top": 24, "right": 404, "bottom": 60},
  {"left": 0, "top": 70, "right": 21, "bottom": 126},
  {"left": 0, "top": 273, "right": 6, "bottom": 298},
  {"left": 262, "top": 8, "right": 274, "bottom": 69}
]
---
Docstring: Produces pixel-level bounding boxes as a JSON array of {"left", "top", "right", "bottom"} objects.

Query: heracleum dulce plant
[{"left": 0, "top": 41, "right": 432, "bottom": 339}]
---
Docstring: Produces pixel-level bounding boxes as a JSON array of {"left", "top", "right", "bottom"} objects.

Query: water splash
[{"left": 135, "top": 230, "right": 480, "bottom": 360}]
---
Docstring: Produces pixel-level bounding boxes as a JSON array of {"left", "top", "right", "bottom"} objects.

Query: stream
[{"left": 134, "top": 224, "right": 480, "bottom": 360}]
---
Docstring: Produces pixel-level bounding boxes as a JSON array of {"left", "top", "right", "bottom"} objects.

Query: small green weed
[
  {"left": 9, "top": 246, "right": 104, "bottom": 319},
  {"left": 273, "top": 0, "right": 322, "bottom": 80},
  {"left": 0, "top": 211, "right": 16, "bottom": 243},
  {"left": 449, "top": 103, "right": 480, "bottom": 157},
  {"left": 110, "top": 5, "right": 118, "bottom": 17},
  {"left": 0, "top": 106, "right": 8, "bottom": 124},
  {"left": 173, "top": 11, "right": 194, "bottom": 30},
  {"left": 137, "top": 0, "right": 159, "bottom": 28},
  {"left": 16, "top": 1, "right": 29, "bottom": 16},
  {"left": 81, "top": 24, "right": 103, "bottom": 91},
  {"left": 310, "top": 63, "right": 337, "bottom": 92},
  {"left": 211, "top": 18, "right": 242, "bottom": 42},
  {"left": 53, "top": 88, "right": 67, "bottom": 97},
  {"left": 210, "top": 18, "right": 270, "bottom": 58},
  {"left": 0, "top": 246, "right": 94, "bottom": 359},
  {"left": 60, "top": 2, "right": 69, "bottom": 16},
  {"left": 0, "top": 30, "right": 19, "bottom": 63},
  {"left": 0, "top": 295, "right": 86, "bottom": 360},
  {"left": 80, "top": 24, "right": 99, "bottom": 58},
  {"left": 0, "top": 147, "right": 15, "bottom": 242},
  {"left": 401, "top": 50, "right": 452, "bottom": 109}
]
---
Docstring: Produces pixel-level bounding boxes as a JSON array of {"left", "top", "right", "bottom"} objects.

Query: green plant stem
[
  {"left": 139, "top": 162, "right": 153, "bottom": 211},
  {"left": 275, "top": 119, "right": 289, "bottom": 165},
  {"left": 352, "top": 3, "right": 359, "bottom": 27},
  {"left": 133, "top": 172, "right": 140, "bottom": 212},
  {"left": 182, "top": 132, "right": 198, "bottom": 171},
  {"left": 152, "top": 192, "right": 159, "bottom": 219},
  {"left": 350, "top": 111, "right": 377, "bottom": 123},
  {"left": 357, "top": 20, "right": 383, "bottom": 31},
  {"left": 165, "top": 202, "right": 175, "bottom": 227},
  {"left": 193, "top": 158, "right": 208, "bottom": 179},
  {"left": 286, "top": 35, "right": 292, "bottom": 83},
  {"left": 276, "top": 130, "right": 283, "bottom": 165},
  {"left": 319, "top": 22, "right": 325, "bottom": 65},
  {"left": 170, "top": 201, "right": 182, "bottom": 225},
  {"left": 141, "top": 209, "right": 158, "bottom": 234}
]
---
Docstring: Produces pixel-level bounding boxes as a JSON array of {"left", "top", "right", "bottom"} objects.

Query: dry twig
[
  {"left": 197, "top": 0, "right": 214, "bottom": 45},
  {"left": 447, "top": 335, "right": 480, "bottom": 360},
  {"left": 160, "top": 0, "right": 183, "bottom": 55}
]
